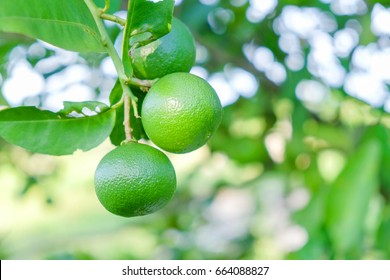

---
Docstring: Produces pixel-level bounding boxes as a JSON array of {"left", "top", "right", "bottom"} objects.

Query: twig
[
  {"left": 100, "top": 13, "right": 126, "bottom": 26},
  {"left": 127, "top": 77, "right": 158, "bottom": 88},
  {"left": 124, "top": 95, "right": 132, "bottom": 140},
  {"left": 84, "top": 0, "right": 139, "bottom": 108}
]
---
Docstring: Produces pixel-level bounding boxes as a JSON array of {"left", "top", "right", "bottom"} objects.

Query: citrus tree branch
[
  {"left": 85, "top": 0, "right": 139, "bottom": 140},
  {"left": 127, "top": 77, "right": 158, "bottom": 89},
  {"left": 84, "top": 0, "right": 137, "bottom": 99},
  {"left": 124, "top": 95, "right": 132, "bottom": 141},
  {"left": 118, "top": 0, "right": 142, "bottom": 141},
  {"left": 100, "top": 13, "right": 126, "bottom": 26}
]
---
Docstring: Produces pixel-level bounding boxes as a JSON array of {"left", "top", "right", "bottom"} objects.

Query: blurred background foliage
[{"left": 1, "top": 0, "right": 390, "bottom": 260}]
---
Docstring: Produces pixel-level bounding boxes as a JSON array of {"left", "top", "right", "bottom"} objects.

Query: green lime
[
  {"left": 141, "top": 72, "right": 223, "bottom": 154},
  {"left": 131, "top": 17, "right": 196, "bottom": 79},
  {"left": 94, "top": 142, "right": 176, "bottom": 217}
]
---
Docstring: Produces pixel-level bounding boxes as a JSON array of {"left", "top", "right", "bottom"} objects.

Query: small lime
[
  {"left": 131, "top": 18, "right": 196, "bottom": 79},
  {"left": 94, "top": 142, "right": 176, "bottom": 217},
  {"left": 141, "top": 72, "right": 223, "bottom": 154}
]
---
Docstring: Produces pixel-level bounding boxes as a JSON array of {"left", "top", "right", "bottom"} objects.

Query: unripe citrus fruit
[
  {"left": 94, "top": 142, "right": 176, "bottom": 217},
  {"left": 141, "top": 72, "right": 223, "bottom": 154},
  {"left": 131, "top": 17, "right": 196, "bottom": 79}
]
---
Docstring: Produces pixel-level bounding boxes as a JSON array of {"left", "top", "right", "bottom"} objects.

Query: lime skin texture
[
  {"left": 141, "top": 72, "right": 223, "bottom": 154},
  {"left": 94, "top": 142, "right": 176, "bottom": 217}
]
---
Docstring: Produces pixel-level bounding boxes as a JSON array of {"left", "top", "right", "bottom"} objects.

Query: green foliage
[
  {"left": 0, "top": 0, "right": 390, "bottom": 260},
  {"left": 0, "top": 0, "right": 176, "bottom": 154},
  {"left": 0, "top": 102, "right": 115, "bottom": 155},
  {"left": 121, "top": 0, "right": 174, "bottom": 77},
  {"left": 127, "top": 0, "right": 174, "bottom": 46},
  {"left": 326, "top": 139, "right": 380, "bottom": 258},
  {"left": 367, "top": 125, "right": 390, "bottom": 194},
  {"left": 377, "top": 207, "right": 390, "bottom": 258},
  {"left": 0, "top": 0, "right": 105, "bottom": 52}
]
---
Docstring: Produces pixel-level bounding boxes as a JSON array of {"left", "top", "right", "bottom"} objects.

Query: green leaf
[
  {"left": 325, "top": 139, "right": 381, "bottom": 258},
  {"left": 109, "top": 80, "right": 147, "bottom": 145},
  {"left": 0, "top": 0, "right": 105, "bottom": 52},
  {"left": 288, "top": 232, "right": 330, "bottom": 260},
  {"left": 0, "top": 102, "right": 115, "bottom": 155},
  {"left": 0, "top": 94, "right": 7, "bottom": 107},
  {"left": 120, "top": 0, "right": 174, "bottom": 76},
  {"left": 127, "top": 0, "right": 174, "bottom": 46},
  {"left": 294, "top": 185, "right": 329, "bottom": 235},
  {"left": 376, "top": 207, "right": 390, "bottom": 257},
  {"left": 363, "top": 124, "right": 390, "bottom": 193},
  {"left": 58, "top": 101, "right": 110, "bottom": 117}
]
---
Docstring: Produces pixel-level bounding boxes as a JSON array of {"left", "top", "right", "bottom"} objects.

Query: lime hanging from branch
[{"left": 130, "top": 17, "right": 196, "bottom": 80}]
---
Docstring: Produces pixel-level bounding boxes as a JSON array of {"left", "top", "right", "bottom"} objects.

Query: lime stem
[
  {"left": 124, "top": 94, "right": 132, "bottom": 140},
  {"left": 100, "top": 12, "right": 126, "bottom": 26},
  {"left": 127, "top": 77, "right": 158, "bottom": 89}
]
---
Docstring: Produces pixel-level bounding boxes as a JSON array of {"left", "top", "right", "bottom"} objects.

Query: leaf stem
[
  {"left": 102, "top": 0, "right": 110, "bottom": 13},
  {"left": 100, "top": 13, "right": 126, "bottom": 26},
  {"left": 111, "top": 95, "right": 124, "bottom": 110}
]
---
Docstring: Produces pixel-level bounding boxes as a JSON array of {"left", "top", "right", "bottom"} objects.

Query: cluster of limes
[{"left": 95, "top": 18, "right": 223, "bottom": 217}]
